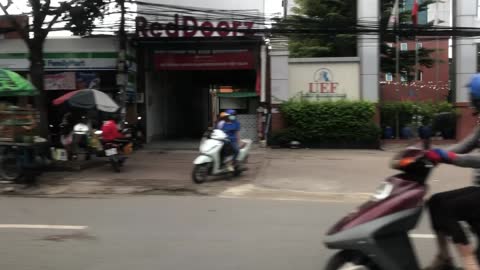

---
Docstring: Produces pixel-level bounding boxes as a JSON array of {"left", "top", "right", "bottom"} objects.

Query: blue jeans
[{"left": 230, "top": 140, "right": 239, "bottom": 160}]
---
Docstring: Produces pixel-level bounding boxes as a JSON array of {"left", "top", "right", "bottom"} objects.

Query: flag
[
  {"left": 412, "top": 0, "right": 419, "bottom": 26},
  {"left": 388, "top": 0, "right": 399, "bottom": 28}
]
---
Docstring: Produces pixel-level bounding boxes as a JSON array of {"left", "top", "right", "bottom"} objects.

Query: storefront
[
  {"left": 0, "top": 37, "right": 119, "bottom": 128},
  {"left": 133, "top": 14, "right": 267, "bottom": 143}
]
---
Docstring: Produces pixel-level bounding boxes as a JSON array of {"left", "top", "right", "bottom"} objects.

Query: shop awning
[{"left": 217, "top": 92, "right": 258, "bottom": 98}]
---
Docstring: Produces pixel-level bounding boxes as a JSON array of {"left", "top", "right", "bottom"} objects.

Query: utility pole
[
  {"left": 282, "top": 0, "right": 288, "bottom": 19},
  {"left": 117, "top": 0, "right": 128, "bottom": 121}
]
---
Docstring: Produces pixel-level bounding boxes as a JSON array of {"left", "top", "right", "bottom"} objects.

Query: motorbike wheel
[
  {"left": 192, "top": 164, "right": 209, "bottom": 184},
  {"left": 233, "top": 165, "right": 243, "bottom": 177},
  {"left": 110, "top": 156, "right": 121, "bottom": 173},
  {"left": 0, "top": 147, "right": 21, "bottom": 181},
  {"left": 325, "top": 251, "right": 379, "bottom": 270}
]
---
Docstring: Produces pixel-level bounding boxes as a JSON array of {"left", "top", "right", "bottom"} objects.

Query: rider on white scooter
[
  {"left": 423, "top": 74, "right": 480, "bottom": 270},
  {"left": 219, "top": 109, "right": 241, "bottom": 171}
]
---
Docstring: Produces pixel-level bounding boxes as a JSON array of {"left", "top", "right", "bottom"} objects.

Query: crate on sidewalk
[{"left": 0, "top": 105, "right": 39, "bottom": 143}]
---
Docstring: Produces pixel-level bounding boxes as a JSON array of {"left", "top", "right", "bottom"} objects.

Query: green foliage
[
  {"left": 379, "top": 101, "right": 457, "bottom": 138},
  {"left": 63, "top": 0, "right": 110, "bottom": 36},
  {"left": 275, "top": 0, "right": 357, "bottom": 57},
  {"left": 271, "top": 100, "right": 380, "bottom": 147}
]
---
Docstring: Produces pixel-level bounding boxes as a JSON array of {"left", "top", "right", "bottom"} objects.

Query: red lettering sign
[
  {"left": 183, "top": 16, "right": 197, "bottom": 37},
  {"left": 154, "top": 52, "right": 255, "bottom": 71},
  {"left": 135, "top": 15, "right": 255, "bottom": 38}
]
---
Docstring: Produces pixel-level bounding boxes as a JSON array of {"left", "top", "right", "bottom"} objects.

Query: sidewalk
[
  {"left": 1, "top": 143, "right": 473, "bottom": 200},
  {"left": 254, "top": 148, "right": 472, "bottom": 197},
  {"left": 1, "top": 149, "right": 266, "bottom": 196}
]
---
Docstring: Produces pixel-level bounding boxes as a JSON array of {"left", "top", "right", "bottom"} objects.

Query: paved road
[{"left": 0, "top": 196, "right": 445, "bottom": 270}]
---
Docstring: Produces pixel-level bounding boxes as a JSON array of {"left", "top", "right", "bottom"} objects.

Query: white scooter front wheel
[{"left": 192, "top": 163, "right": 210, "bottom": 184}]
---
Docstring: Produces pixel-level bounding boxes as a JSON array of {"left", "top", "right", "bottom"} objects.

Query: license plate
[{"left": 105, "top": 148, "right": 118, "bottom": 156}]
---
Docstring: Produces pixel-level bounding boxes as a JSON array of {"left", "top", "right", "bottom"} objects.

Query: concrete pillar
[
  {"left": 454, "top": 0, "right": 479, "bottom": 139},
  {"left": 269, "top": 50, "right": 289, "bottom": 132},
  {"left": 358, "top": 0, "right": 380, "bottom": 102},
  {"left": 455, "top": 0, "right": 477, "bottom": 103}
]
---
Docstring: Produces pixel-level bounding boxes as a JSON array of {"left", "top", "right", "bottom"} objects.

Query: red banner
[{"left": 154, "top": 52, "right": 254, "bottom": 71}]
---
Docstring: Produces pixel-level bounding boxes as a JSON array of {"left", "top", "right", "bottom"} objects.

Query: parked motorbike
[
  {"left": 94, "top": 130, "right": 131, "bottom": 172},
  {"left": 323, "top": 113, "right": 474, "bottom": 270},
  {"left": 192, "top": 129, "right": 252, "bottom": 184},
  {"left": 123, "top": 116, "right": 144, "bottom": 150}
]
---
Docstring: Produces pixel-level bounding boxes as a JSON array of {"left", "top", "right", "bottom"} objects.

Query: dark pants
[
  {"left": 220, "top": 140, "right": 238, "bottom": 165},
  {"left": 428, "top": 186, "right": 480, "bottom": 245}
]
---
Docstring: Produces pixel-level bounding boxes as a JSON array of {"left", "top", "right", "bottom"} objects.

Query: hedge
[
  {"left": 270, "top": 100, "right": 380, "bottom": 148},
  {"left": 379, "top": 101, "right": 457, "bottom": 139}
]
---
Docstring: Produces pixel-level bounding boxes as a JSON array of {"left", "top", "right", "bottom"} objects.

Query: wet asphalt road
[{"left": 0, "top": 196, "right": 442, "bottom": 270}]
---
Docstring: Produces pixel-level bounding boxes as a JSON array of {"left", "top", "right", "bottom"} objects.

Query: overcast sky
[{"left": 0, "top": 0, "right": 286, "bottom": 37}]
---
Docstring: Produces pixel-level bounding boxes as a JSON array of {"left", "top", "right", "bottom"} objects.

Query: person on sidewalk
[{"left": 424, "top": 74, "right": 480, "bottom": 270}]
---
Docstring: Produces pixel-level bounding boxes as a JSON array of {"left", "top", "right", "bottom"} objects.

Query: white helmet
[{"left": 210, "top": 129, "right": 227, "bottom": 140}]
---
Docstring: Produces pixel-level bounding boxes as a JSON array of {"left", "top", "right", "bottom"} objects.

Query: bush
[
  {"left": 379, "top": 101, "right": 457, "bottom": 139},
  {"left": 271, "top": 100, "right": 380, "bottom": 148}
]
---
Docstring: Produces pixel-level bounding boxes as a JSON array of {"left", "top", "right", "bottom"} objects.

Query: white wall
[
  {"left": 288, "top": 58, "right": 361, "bottom": 101},
  {"left": 428, "top": 0, "right": 451, "bottom": 26},
  {"left": 454, "top": 0, "right": 480, "bottom": 103},
  {"left": 0, "top": 37, "right": 118, "bottom": 54},
  {"left": 270, "top": 50, "right": 289, "bottom": 104}
]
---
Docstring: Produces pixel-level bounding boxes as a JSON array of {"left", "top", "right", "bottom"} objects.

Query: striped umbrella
[{"left": 52, "top": 89, "right": 119, "bottom": 113}]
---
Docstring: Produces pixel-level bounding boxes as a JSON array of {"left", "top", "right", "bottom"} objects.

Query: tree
[
  {"left": 280, "top": 0, "right": 357, "bottom": 57},
  {"left": 380, "top": 0, "right": 439, "bottom": 79},
  {"left": 0, "top": 0, "right": 110, "bottom": 137},
  {"left": 275, "top": 0, "right": 440, "bottom": 78}
]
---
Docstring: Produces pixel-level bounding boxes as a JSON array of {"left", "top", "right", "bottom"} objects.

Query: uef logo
[{"left": 309, "top": 68, "right": 338, "bottom": 93}]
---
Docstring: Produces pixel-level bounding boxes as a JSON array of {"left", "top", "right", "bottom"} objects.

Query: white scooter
[{"left": 192, "top": 129, "right": 252, "bottom": 184}]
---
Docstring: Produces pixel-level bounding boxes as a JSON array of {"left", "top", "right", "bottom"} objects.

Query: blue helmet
[
  {"left": 226, "top": 109, "right": 236, "bottom": 115},
  {"left": 468, "top": 74, "right": 480, "bottom": 111}
]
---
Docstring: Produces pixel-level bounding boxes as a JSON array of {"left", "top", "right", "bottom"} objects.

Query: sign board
[
  {"left": 76, "top": 72, "right": 100, "bottom": 89},
  {"left": 0, "top": 52, "right": 117, "bottom": 71},
  {"left": 289, "top": 61, "right": 360, "bottom": 101},
  {"left": 44, "top": 72, "right": 76, "bottom": 90},
  {"left": 154, "top": 52, "right": 255, "bottom": 70},
  {"left": 136, "top": 15, "right": 256, "bottom": 38}
]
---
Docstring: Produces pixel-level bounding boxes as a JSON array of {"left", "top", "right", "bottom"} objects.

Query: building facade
[{"left": 133, "top": 0, "right": 267, "bottom": 143}]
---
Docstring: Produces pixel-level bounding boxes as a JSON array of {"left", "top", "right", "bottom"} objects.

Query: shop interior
[{"left": 146, "top": 69, "right": 258, "bottom": 141}]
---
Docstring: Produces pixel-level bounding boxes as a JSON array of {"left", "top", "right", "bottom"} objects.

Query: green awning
[
  {"left": 218, "top": 92, "right": 258, "bottom": 98},
  {"left": 0, "top": 69, "right": 38, "bottom": 97}
]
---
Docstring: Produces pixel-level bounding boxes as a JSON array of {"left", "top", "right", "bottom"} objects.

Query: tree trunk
[{"left": 28, "top": 39, "right": 49, "bottom": 139}]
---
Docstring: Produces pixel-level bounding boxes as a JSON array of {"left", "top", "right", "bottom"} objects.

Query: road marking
[
  {"left": 0, "top": 224, "right": 88, "bottom": 230},
  {"left": 410, "top": 233, "right": 436, "bottom": 239}
]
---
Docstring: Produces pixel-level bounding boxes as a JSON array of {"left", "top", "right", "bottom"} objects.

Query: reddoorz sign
[{"left": 135, "top": 15, "right": 255, "bottom": 38}]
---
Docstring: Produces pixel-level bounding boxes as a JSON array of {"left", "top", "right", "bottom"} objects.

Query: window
[
  {"left": 401, "top": 72, "right": 408, "bottom": 82},
  {"left": 401, "top": 0, "right": 407, "bottom": 11},
  {"left": 385, "top": 73, "right": 393, "bottom": 82},
  {"left": 400, "top": 43, "right": 408, "bottom": 51},
  {"left": 416, "top": 43, "right": 423, "bottom": 49},
  {"left": 417, "top": 71, "right": 423, "bottom": 81}
]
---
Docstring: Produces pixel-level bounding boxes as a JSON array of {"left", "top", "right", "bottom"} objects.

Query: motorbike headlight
[
  {"left": 73, "top": 123, "right": 89, "bottom": 133},
  {"left": 371, "top": 182, "right": 394, "bottom": 201}
]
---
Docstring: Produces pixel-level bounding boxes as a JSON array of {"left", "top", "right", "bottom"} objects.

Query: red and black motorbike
[{"left": 323, "top": 113, "right": 478, "bottom": 270}]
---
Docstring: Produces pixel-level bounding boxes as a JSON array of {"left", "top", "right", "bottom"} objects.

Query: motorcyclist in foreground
[{"left": 424, "top": 74, "right": 480, "bottom": 270}]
